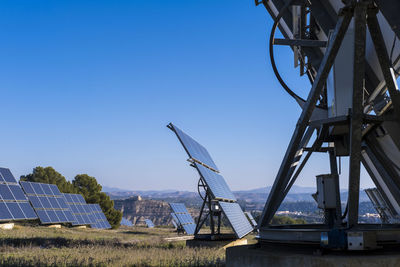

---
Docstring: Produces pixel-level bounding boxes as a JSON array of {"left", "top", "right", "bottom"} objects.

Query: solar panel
[
  {"left": 121, "top": 217, "right": 133, "bottom": 227},
  {"left": 245, "top": 211, "right": 257, "bottom": 228},
  {"left": 0, "top": 168, "right": 37, "bottom": 222},
  {"left": 219, "top": 202, "right": 253, "bottom": 239},
  {"left": 194, "top": 163, "right": 236, "bottom": 201},
  {"left": 169, "top": 203, "right": 196, "bottom": 235},
  {"left": 20, "top": 181, "right": 74, "bottom": 224},
  {"left": 88, "top": 204, "right": 111, "bottom": 229},
  {"left": 63, "top": 193, "right": 94, "bottom": 225},
  {"left": 168, "top": 123, "right": 219, "bottom": 171},
  {"left": 169, "top": 124, "right": 252, "bottom": 239},
  {"left": 144, "top": 219, "right": 154, "bottom": 228}
]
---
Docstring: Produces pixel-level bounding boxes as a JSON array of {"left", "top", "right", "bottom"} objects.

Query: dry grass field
[{"left": 0, "top": 224, "right": 255, "bottom": 266}]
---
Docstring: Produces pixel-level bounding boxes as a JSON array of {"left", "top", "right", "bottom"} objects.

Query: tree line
[{"left": 20, "top": 166, "right": 122, "bottom": 228}]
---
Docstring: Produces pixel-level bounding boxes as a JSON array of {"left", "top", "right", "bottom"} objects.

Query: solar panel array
[
  {"left": 169, "top": 203, "right": 196, "bottom": 235},
  {"left": 20, "top": 181, "right": 75, "bottom": 224},
  {"left": 0, "top": 168, "right": 37, "bottom": 221},
  {"left": 169, "top": 123, "right": 253, "bottom": 239},
  {"left": 145, "top": 219, "right": 154, "bottom": 228},
  {"left": 88, "top": 204, "right": 111, "bottom": 229},
  {"left": 63, "top": 193, "right": 95, "bottom": 225},
  {"left": 245, "top": 211, "right": 257, "bottom": 228},
  {"left": 121, "top": 217, "right": 133, "bottom": 226},
  {"left": 168, "top": 123, "right": 219, "bottom": 171}
]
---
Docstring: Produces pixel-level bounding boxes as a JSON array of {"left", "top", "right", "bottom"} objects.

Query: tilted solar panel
[
  {"left": 144, "top": 219, "right": 154, "bottom": 228},
  {"left": 169, "top": 203, "right": 196, "bottom": 235},
  {"left": 219, "top": 202, "right": 253, "bottom": 239},
  {"left": 194, "top": 163, "right": 236, "bottom": 201},
  {"left": 20, "top": 181, "right": 75, "bottom": 224},
  {"left": 0, "top": 168, "right": 37, "bottom": 221},
  {"left": 168, "top": 124, "right": 252, "bottom": 239},
  {"left": 245, "top": 211, "right": 257, "bottom": 227},
  {"left": 168, "top": 123, "right": 219, "bottom": 171},
  {"left": 63, "top": 193, "right": 94, "bottom": 225},
  {"left": 88, "top": 204, "right": 111, "bottom": 229}
]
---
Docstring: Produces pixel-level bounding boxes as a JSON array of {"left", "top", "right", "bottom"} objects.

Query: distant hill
[{"left": 106, "top": 185, "right": 371, "bottom": 212}]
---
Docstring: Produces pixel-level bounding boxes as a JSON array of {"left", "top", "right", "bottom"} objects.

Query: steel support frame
[
  {"left": 259, "top": 7, "right": 353, "bottom": 227},
  {"left": 346, "top": 2, "right": 367, "bottom": 228},
  {"left": 367, "top": 9, "right": 400, "bottom": 125},
  {"left": 194, "top": 179, "right": 221, "bottom": 236}
]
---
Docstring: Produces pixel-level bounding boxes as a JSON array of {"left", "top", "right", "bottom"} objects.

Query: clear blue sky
[{"left": 0, "top": 0, "right": 373, "bottom": 191}]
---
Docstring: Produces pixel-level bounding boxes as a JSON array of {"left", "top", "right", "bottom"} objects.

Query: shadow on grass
[{"left": 121, "top": 231, "right": 157, "bottom": 235}]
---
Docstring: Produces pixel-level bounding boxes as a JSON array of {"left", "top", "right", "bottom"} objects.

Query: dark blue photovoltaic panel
[
  {"left": 9, "top": 185, "right": 28, "bottom": 201},
  {"left": 0, "top": 168, "right": 38, "bottom": 222},
  {"left": 0, "top": 168, "right": 18, "bottom": 183},
  {"left": 0, "top": 203, "right": 12, "bottom": 219},
  {"left": 88, "top": 204, "right": 111, "bottom": 229},
  {"left": 218, "top": 202, "right": 253, "bottom": 239},
  {"left": 7, "top": 202, "right": 25, "bottom": 219},
  {"left": 194, "top": 163, "right": 236, "bottom": 201},
  {"left": 19, "top": 202, "right": 37, "bottom": 219},
  {"left": 20, "top": 181, "right": 74, "bottom": 224},
  {"left": 145, "top": 219, "right": 154, "bottom": 228},
  {"left": 169, "top": 123, "right": 219, "bottom": 171},
  {"left": 0, "top": 184, "right": 14, "bottom": 201},
  {"left": 63, "top": 193, "right": 100, "bottom": 226},
  {"left": 169, "top": 203, "right": 196, "bottom": 235}
]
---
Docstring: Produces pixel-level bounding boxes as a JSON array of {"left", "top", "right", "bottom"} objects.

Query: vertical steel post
[{"left": 347, "top": 2, "right": 367, "bottom": 228}]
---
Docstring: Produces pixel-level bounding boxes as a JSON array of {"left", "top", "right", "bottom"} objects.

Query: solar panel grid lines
[
  {"left": 88, "top": 204, "right": 111, "bottom": 229},
  {"left": 168, "top": 123, "right": 219, "bottom": 172},
  {"left": 20, "top": 181, "right": 75, "bottom": 224},
  {"left": 169, "top": 203, "right": 196, "bottom": 235},
  {"left": 63, "top": 193, "right": 94, "bottom": 226},
  {"left": 0, "top": 168, "right": 38, "bottom": 222},
  {"left": 194, "top": 163, "right": 236, "bottom": 201},
  {"left": 219, "top": 202, "right": 253, "bottom": 239},
  {"left": 144, "top": 219, "right": 155, "bottom": 228},
  {"left": 245, "top": 211, "right": 257, "bottom": 228}
]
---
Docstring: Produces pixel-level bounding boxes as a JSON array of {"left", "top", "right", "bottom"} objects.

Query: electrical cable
[{"left": 269, "top": 0, "right": 306, "bottom": 103}]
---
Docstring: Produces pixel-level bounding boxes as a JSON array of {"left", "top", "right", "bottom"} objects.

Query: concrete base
[
  {"left": 47, "top": 224, "right": 62, "bottom": 229},
  {"left": 226, "top": 244, "right": 400, "bottom": 267},
  {"left": 187, "top": 238, "right": 247, "bottom": 250},
  {"left": 164, "top": 235, "right": 194, "bottom": 242},
  {"left": 74, "top": 225, "right": 87, "bottom": 229},
  {"left": 0, "top": 223, "right": 14, "bottom": 230}
]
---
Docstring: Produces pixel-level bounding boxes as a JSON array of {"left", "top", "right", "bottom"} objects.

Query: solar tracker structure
[
  {"left": 20, "top": 181, "right": 75, "bottom": 224},
  {"left": 63, "top": 193, "right": 95, "bottom": 226},
  {"left": 169, "top": 203, "right": 196, "bottom": 235},
  {"left": 0, "top": 168, "right": 37, "bottom": 221},
  {"left": 168, "top": 123, "right": 253, "bottom": 239},
  {"left": 144, "top": 219, "right": 154, "bottom": 228},
  {"left": 121, "top": 217, "right": 133, "bottom": 227},
  {"left": 245, "top": 211, "right": 257, "bottom": 228},
  {"left": 88, "top": 204, "right": 111, "bottom": 229}
]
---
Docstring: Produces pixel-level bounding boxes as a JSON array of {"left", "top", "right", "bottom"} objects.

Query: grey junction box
[{"left": 316, "top": 174, "right": 338, "bottom": 209}]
